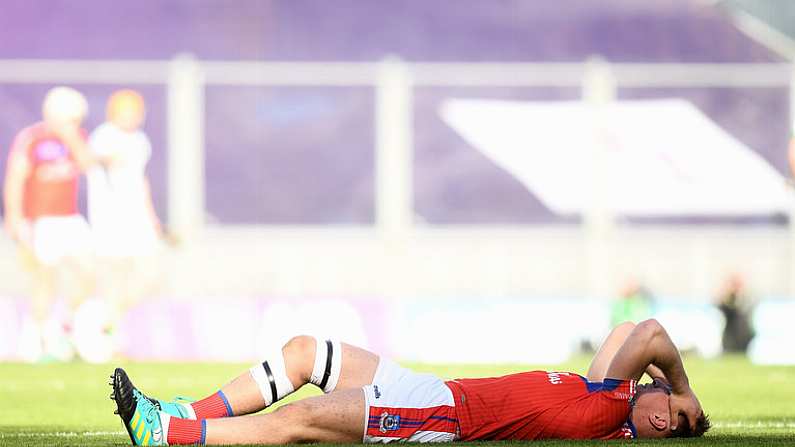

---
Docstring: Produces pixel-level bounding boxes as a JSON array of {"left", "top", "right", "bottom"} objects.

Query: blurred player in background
[
  {"left": 87, "top": 89, "right": 163, "bottom": 339},
  {"left": 3, "top": 86, "right": 97, "bottom": 361},
  {"left": 715, "top": 273, "right": 754, "bottom": 353},
  {"left": 111, "top": 319, "right": 708, "bottom": 445},
  {"left": 611, "top": 278, "right": 654, "bottom": 328}
]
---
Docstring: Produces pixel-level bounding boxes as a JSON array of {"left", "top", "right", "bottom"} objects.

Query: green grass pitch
[{"left": 1, "top": 355, "right": 794, "bottom": 446}]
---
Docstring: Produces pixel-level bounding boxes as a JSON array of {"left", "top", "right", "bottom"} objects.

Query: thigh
[
  {"left": 298, "top": 388, "right": 367, "bottom": 442},
  {"left": 336, "top": 342, "right": 381, "bottom": 390}
]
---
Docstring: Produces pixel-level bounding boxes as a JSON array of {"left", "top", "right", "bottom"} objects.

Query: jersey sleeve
[
  {"left": 576, "top": 379, "right": 636, "bottom": 439},
  {"left": 562, "top": 379, "right": 636, "bottom": 439},
  {"left": 532, "top": 375, "right": 637, "bottom": 440}
]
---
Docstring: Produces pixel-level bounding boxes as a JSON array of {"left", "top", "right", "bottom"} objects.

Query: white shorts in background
[
  {"left": 363, "top": 359, "right": 458, "bottom": 444},
  {"left": 32, "top": 215, "right": 93, "bottom": 266}
]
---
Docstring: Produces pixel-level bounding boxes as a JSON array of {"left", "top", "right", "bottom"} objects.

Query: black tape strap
[
  {"left": 318, "top": 340, "right": 333, "bottom": 390},
  {"left": 262, "top": 361, "right": 278, "bottom": 403}
]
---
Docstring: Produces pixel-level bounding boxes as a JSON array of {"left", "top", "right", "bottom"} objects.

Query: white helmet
[{"left": 42, "top": 86, "right": 88, "bottom": 123}]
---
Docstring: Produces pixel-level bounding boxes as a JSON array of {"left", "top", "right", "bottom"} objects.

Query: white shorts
[
  {"left": 32, "top": 215, "right": 93, "bottom": 266},
  {"left": 363, "top": 359, "right": 458, "bottom": 443}
]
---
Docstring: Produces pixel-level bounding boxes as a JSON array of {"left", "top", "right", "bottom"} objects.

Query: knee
[
  {"left": 282, "top": 335, "right": 317, "bottom": 379},
  {"left": 283, "top": 335, "right": 316, "bottom": 359}
]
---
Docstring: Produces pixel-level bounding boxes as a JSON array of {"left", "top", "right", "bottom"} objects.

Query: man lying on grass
[{"left": 111, "top": 319, "right": 709, "bottom": 445}]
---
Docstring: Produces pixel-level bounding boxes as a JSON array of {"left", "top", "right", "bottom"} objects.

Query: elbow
[
  {"left": 614, "top": 321, "right": 636, "bottom": 332},
  {"left": 636, "top": 318, "right": 664, "bottom": 340}
]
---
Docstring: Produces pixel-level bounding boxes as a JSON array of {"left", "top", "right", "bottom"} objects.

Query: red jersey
[
  {"left": 447, "top": 371, "right": 637, "bottom": 441},
  {"left": 7, "top": 122, "right": 81, "bottom": 219}
]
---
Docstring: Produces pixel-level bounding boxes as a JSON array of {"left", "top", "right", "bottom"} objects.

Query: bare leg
[
  {"left": 103, "top": 257, "right": 135, "bottom": 326},
  {"left": 217, "top": 336, "right": 379, "bottom": 415},
  {"left": 62, "top": 255, "right": 95, "bottom": 314},
  {"left": 30, "top": 264, "right": 57, "bottom": 324},
  {"left": 204, "top": 388, "right": 365, "bottom": 444}
]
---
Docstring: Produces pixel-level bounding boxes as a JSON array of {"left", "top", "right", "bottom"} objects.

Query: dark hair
[{"left": 671, "top": 413, "right": 711, "bottom": 438}]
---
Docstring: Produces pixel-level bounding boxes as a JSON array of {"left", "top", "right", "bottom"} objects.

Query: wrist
[{"left": 671, "top": 380, "right": 691, "bottom": 395}]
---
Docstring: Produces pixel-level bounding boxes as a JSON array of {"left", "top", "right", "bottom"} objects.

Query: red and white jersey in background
[
  {"left": 447, "top": 370, "right": 637, "bottom": 441},
  {"left": 7, "top": 122, "right": 82, "bottom": 220}
]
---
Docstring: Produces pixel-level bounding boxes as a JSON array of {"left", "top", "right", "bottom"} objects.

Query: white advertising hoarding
[{"left": 440, "top": 98, "right": 790, "bottom": 216}]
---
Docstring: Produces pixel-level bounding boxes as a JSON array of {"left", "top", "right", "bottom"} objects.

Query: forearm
[
  {"left": 68, "top": 138, "right": 97, "bottom": 170},
  {"left": 634, "top": 320, "right": 689, "bottom": 392},
  {"left": 3, "top": 181, "right": 23, "bottom": 221},
  {"left": 3, "top": 182, "right": 29, "bottom": 245},
  {"left": 605, "top": 319, "right": 689, "bottom": 391},
  {"left": 142, "top": 177, "right": 162, "bottom": 232},
  {"left": 3, "top": 162, "right": 27, "bottom": 227},
  {"left": 59, "top": 129, "right": 96, "bottom": 170}
]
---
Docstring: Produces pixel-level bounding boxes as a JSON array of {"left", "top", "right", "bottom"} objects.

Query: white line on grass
[
  {"left": 714, "top": 421, "right": 795, "bottom": 429},
  {"left": 2, "top": 422, "right": 794, "bottom": 438},
  {"left": 0, "top": 431, "right": 125, "bottom": 438}
]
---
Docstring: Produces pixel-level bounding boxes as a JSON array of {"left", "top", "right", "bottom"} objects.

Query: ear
[{"left": 648, "top": 412, "right": 668, "bottom": 431}]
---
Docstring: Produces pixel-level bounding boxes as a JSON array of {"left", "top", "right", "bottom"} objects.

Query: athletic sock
[
  {"left": 310, "top": 338, "right": 342, "bottom": 393},
  {"left": 164, "top": 414, "right": 206, "bottom": 445},
  {"left": 249, "top": 350, "right": 296, "bottom": 406},
  {"left": 191, "top": 391, "right": 233, "bottom": 419}
]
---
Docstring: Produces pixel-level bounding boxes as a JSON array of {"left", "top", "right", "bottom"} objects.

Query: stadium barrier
[{"left": 0, "top": 294, "right": 747, "bottom": 363}]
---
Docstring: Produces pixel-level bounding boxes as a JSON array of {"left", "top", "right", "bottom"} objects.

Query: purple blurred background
[{"left": 0, "top": 0, "right": 786, "bottom": 224}]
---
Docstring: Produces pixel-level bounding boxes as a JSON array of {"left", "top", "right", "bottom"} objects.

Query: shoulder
[
  {"left": 10, "top": 122, "right": 47, "bottom": 155},
  {"left": 16, "top": 122, "right": 47, "bottom": 140},
  {"left": 89, "top": 123, "right": 121, "bottom": 153},
  {"left": 130, "top": 130, "right": 152, "bottom": 160},
  {"left": 90, "top": 123, "right": 110, "bottom": 141}
]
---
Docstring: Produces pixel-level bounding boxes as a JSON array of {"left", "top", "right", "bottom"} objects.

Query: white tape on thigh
[
  {"left": 310, "top": 337, "right": 342, "bottom": 393},
  {"left": 249, "top": 352, "right": 295, "bottom": 406}
]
